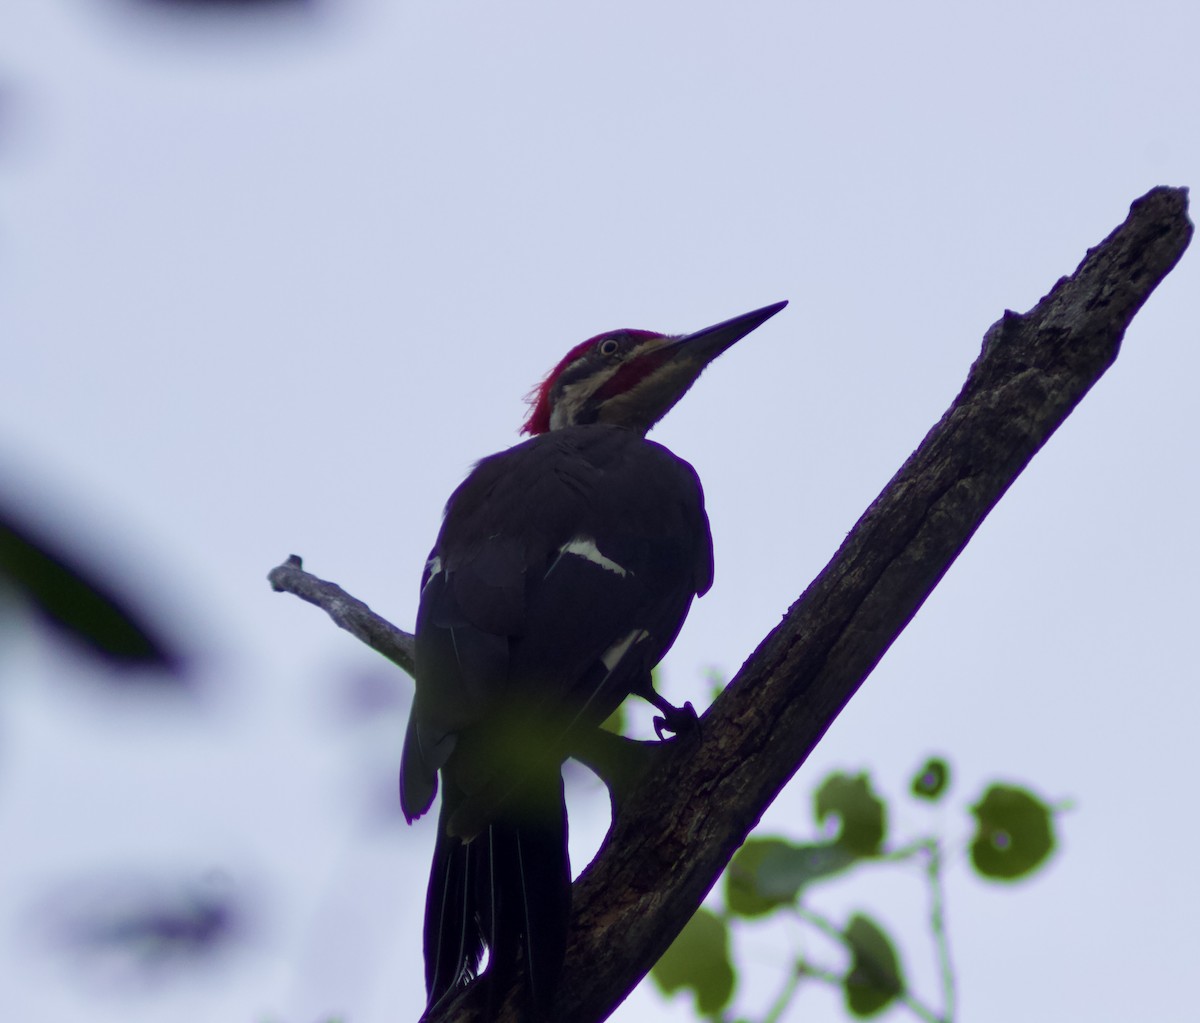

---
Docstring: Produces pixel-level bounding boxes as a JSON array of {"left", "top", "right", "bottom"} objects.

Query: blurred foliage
[
  {"left": 0, "top": 503, "right": 183, "bottom": 676},
  {"left": 910, "top": 757, "right": 950, "bottom": 801},
  {"left": 970, "top": 784, "right": 1056, "bottom": 881},
  {"left": 843, "top": 914, "right": 904, "bottom": 1017},
  {"left": 651, "top": 756, "right": 1062, "bottom": 1022},
  {"left": 653, "top": 906, "right": 735, "bottom": 1016},
  {"left": 814, "top": 771, "right": 887, "bottom": 857},
  {"left": 38, "top": 872, "right": 247, "bottom": 982},
  {"left": 127, "top": 0, "right": 314, "bottom": 9}
]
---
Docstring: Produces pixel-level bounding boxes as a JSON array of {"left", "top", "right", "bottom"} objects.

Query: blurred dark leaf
[
  {"left": 970, "top": 783, "right": 1056, "bottom": 881},
  {"left": 726, "top": 837, "right": 795, "bottom": 918},
  {"left": 814, "top": 772, "right": 887, "bottom": 856},
  {"left": 910, "top": 756, "right": 950, "bottom": 801},
  {"left": 73, "top": 895, "right": 232, "bottom": 957},
  {"left": 129, "top": 0, "right": 315, "bottom": 8},
  {"left": 0, "top": 505, "right": 183, "bottom": 675},
  {"left": 105, "top": 0, "right": 325, "bottom": 37},
  {"left": 651, "top": 906, "right": 735, "bottom": 1016},
  {"left": 843, "top": 914, "right": 904, "bottom": 1018},
  {"left": 758, "top": 840, "right": 859, "bottom": 899},
  {"left": 39, "top": 873, "right": 249, "bottom": 983},
  {"left": 727, "top": 837, "right": 858, "bottom": 917}
]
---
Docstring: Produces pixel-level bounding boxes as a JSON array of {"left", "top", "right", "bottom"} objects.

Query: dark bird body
[{"left": 399, "top": 301, "right": 786, "bottom": 1017}]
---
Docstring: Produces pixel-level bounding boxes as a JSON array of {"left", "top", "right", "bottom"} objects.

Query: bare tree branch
[
  {"left": 546, "top": 185, "right": 1192, "bottom": 1023},
  {"left": 270, "top": 187, "right": 1192, "bottom": 1022},
  {"left": 267, "top": 555, "right": 415, "bottom": 676}
]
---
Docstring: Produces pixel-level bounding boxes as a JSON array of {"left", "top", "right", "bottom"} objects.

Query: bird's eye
[{"left": 598, "top": 338, "right": 620, "bottom": 357}]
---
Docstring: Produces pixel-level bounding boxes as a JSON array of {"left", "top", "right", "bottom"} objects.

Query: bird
[{"left": 399, "top": 300, "right": 787, "bottom": 1018}]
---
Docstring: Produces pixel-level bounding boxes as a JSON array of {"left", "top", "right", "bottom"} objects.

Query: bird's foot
[{"left": 653, "top": 700, "right": 698, "bottom": 741}]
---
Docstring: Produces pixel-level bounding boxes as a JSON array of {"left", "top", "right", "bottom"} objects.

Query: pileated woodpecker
[{"left": 400, "top": 300, "right": 787, "bottom": 1016}]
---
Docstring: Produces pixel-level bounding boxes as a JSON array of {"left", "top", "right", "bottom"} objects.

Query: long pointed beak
[
  {"left": 667, "top": 299, "right": 789, "bottom": 365},
  {"left": 586, "top": 299, "right": 788, "bottom": 435}
]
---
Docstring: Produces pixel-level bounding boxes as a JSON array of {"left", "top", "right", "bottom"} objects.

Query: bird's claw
[{"left": 653, "top": 700, "right": 699, "bottom": 741}]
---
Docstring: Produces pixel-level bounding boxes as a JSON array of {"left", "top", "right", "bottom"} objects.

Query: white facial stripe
[
  {"left": 601, "top": 628, "right": 650, "bottom": 672},
  {"left": 422, "top": 555, "right": 443, "bottom": 592},
  {"left": 548, "top": 363, "right": 623, "bottom": 430},
  {"left": 558, "top": 536, "right": 628, "bottom": 577}
]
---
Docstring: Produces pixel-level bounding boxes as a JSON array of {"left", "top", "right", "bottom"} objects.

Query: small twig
[
  {"left": 267, "top": 555, "right": 416, "bottom": 677},
  {"left": 876, "top": 840, "right": 931, "bottom": 863},
  {"left": 761, "top": 961, "right": 804, "bottom": 1023},
  {"left": 795, "top": 959, "right": 842, "bottom": 986},
  {"left": 793, "top": 904, "right": 850, "bottom": 948},
  {"left": 924, "top": 840, "right": 957, "bottom": 1022}
]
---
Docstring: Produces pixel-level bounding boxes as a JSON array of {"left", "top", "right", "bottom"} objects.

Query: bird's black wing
[
  {"left": 399, "top": 425, "right": 711, "bottom": 822},
  {"left": 400, "top": 425, "right": 712, "bottom": 1013}
]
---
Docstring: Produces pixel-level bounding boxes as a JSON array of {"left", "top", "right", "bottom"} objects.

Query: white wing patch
[
  {"left": 422, "top": 555, "right": 443, "bottom": 592},
  {"left": 601, "top": 628, "right": 650, "bottom": 672},
  {"left": 557, "top": 536, "right": 629, "bottom": 577}
]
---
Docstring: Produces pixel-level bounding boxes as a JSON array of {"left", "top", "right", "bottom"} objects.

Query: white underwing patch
[
  {"left": 557, "top": 536, "right": 629, "bottom": 577},
  {"left": 422, "top": 555, "right": 443, "bottom": 591},
  {"left": 600, "top": 628, "right": 650, "bottom": 672}
]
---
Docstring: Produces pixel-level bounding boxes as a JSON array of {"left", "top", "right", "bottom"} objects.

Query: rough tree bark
[{"left": 269, "top": 186, "right": 1192, "bottom": 1023}]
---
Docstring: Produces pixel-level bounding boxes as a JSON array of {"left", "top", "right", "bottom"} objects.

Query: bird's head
[{"left": 521, "top": 300, "right": 788, "bottom": 436}]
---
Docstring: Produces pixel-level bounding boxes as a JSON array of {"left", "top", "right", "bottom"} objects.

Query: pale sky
[{"left": 1, "top": 2, "right": 1197, "bottom": 1022}]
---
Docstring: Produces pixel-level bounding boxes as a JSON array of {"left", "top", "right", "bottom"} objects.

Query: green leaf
[
  {"left": 843, "top": 914, "right": 904, "bottom": 1017},
  {"left": 814, "top": 772, "right": 887, "bottom": 856},
  {"left": 758, "top": 841, "right": 858, "bottom": 898},
  {"left": 726, "top": 838, "right": 795, "bottom": 917},
  {"left": 970, "top": 783, "right": 1056, "bottom": 881},
  {"left": 651, "top": 907, "right": 735, "bottom": 1016},
  {"left": 910, "top": 757, "right": 950, "bottom": 801},
  {"left": 0, "top": 509, "right": 181, "bottom": 673},
  {"left": 727, "top": 838, "right": 858, "bottom": 917}
]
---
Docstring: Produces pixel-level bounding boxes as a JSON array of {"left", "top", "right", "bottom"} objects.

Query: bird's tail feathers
[{"left": 422, "top": 773, "right": 570, "bottom": 1017}]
